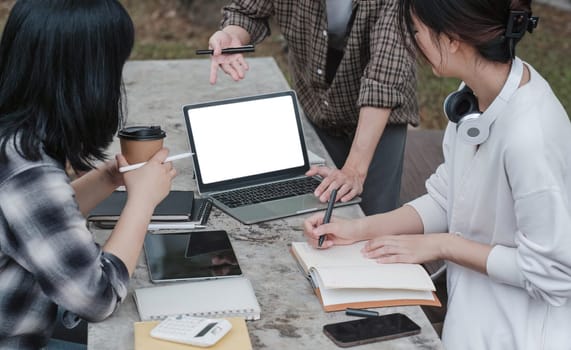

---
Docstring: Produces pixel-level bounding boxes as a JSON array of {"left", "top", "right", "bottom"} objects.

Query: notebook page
[
  {"left": 291, "top": 241, "right": 377, "bottom": 271},
  {"left": 319, "top": 285, "right": 436, "bottom": 307},
  {"left": 314, "top": 264, "right": 435, "bottom": 291}
]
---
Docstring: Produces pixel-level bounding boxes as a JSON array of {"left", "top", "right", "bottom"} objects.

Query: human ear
[{"left": 446, "top": 34, "right": 461, "bottom": 54}]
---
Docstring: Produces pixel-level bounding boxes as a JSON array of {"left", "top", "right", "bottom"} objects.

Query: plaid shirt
[
  {"left": 221, "top": 0, "right": 419, "bottom": 136},
  {"left": 0, "top": 140, "right": 129, "bottom": 349}
]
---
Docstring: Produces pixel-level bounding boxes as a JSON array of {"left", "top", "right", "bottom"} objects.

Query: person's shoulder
[
  {"left": 508, "top": 62, "right": 567, "bottom": 125},
  {"left": 502, "top": 64, "right": 570, "bottom": 161},
  {"left": 518, "top": 62, "right": 561, "bottom": 106},
  {"left": 0, "top": 136, "right": 63, "bottom": 186}
]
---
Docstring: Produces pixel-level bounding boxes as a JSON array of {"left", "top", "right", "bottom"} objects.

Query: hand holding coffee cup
[
  {"left": 118, "top": 126, "right": 192, "bottom": 172},
  {"left": 116, "top": 148, "right": 176, "bottom": 209}
]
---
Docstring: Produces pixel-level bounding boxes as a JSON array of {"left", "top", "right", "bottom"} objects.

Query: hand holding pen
[
  {"left": 119, "top": 152, "right": 192, "bottom": 173},
  {"left": 318, "top": 189, "right": 337, "bottom": 247},
  {"left": 206, "top": 30, "right": 252, "bottom": 84}
]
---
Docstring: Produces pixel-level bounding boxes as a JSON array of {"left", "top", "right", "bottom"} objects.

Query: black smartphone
[{"left": 323, "top": 313, "right": 421, "bottom": 347}]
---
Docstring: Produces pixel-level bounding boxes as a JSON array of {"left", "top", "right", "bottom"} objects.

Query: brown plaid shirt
[{"left": 221, "top": 0, "right": 419, "bottom": 136}]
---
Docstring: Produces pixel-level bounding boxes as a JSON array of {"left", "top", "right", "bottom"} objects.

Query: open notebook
[{"left": 290, "top": 241, "right": 441, "bottom": 312}]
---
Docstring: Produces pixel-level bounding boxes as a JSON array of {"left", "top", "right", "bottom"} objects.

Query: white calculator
[{"left": 150, "top": 315, "right": 232, "bottom": 347}]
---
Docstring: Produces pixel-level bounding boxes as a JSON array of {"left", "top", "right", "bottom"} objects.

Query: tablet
[{"left": 143, "top": 230, "right": 242, "bottom": 283}]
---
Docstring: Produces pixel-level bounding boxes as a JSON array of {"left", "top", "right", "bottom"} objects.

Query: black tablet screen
[{"left": 143, "top": 230, "right": 242, "bottom": 282}]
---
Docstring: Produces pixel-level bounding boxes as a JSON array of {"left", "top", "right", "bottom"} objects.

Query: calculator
[{"left": 150, "top": 315, "right": 232, "bottom": 347}]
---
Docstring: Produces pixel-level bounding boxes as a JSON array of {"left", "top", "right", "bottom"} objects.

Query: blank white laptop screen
[{"left": 186, "top": 95, "right": 305, "bottom": 184}]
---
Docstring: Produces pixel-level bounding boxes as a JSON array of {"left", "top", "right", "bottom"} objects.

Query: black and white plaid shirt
[
  {"left": 221, "top": 0, "right": 419, "bottom": 136},
  {"left": 0, "top": 140, "right": 129, "bottom": 349}
]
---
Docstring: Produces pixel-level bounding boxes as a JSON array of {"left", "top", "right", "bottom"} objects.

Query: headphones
[{"left": 443, "top": 57, "right": 524, "bottom": 145}]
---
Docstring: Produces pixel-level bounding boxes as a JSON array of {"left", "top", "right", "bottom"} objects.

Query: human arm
[
  {"left": 307, "top": 106, "right": 390, "bottom": 203},
  {"left": 364, "top": 117, "right": 571, "bottom": 302},
  {"left": 305, "top": 123, "right": 453, "bottom": 247},
  {"left": 71, "top": 159, "right": 123, "bottom": 216},
  {"left": 103, "top": 149, "right": 176, "bottom": 275},
  {"left": 483, "top": 125, "right": 571, "bottom": 305},
  {"left": 364, "top": 231, "right": 492, "bottom": 275},
  {"left": 356, "top": 124, "right": 479, "bottom": 267},
  {"left": 308, "top": 1, "right": 417, "bottom": 203},
  {"left": 362, "top": 181, "right": 571, "bottom": 281},
  {"left": 0, "top": 149, "right": 175, "bottom": 321},
  {"left": 303, "top": 204, "right": 425, "bottom": 249},
  {"left": 1, "top": 165, "right": 128, "bottom": 322},
  {"left": 305, "top": 188, "right": 491, "bottom": 273}
]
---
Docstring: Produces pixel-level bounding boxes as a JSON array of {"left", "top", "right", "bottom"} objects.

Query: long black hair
[
  {"left": 398, "top": 0, "right": 533, "bottom": 64},
  {"left": 0, "top": 0, "right": 134, "bottom": 171}
]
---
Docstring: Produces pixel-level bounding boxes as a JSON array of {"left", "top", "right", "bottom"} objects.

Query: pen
[
  {"left": 318, "top": 188, "right": 337, "bottom": 247},
  {"left": 147, "top": 222, "right": 206, "bottom": 231},
  {"left": 119, "top": 152, "right": 193, "bottom": 173},
  {"left": 345, "top": 308, "right": 379, "bottom": 318},
  {"left": 195, "top": 45, "right": 255, "bottom": 55},
  {"left": 199, "top": 199, "right": 213, "bottom": 225}
]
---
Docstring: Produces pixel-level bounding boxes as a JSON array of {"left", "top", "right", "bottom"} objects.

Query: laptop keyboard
[{"left": 212, "top": 177, "right": 321, "bottom": 208}]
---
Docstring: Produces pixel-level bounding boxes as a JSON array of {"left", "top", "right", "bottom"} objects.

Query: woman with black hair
[
  {"left": 304, "top": 0, "right": 571, "bottom": 348},
  {"left": 0, "top": 1, "right": 176, "bottom": 348}
]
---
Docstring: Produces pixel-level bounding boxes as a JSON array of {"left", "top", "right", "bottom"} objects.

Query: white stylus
[
  {"left": 119, "top": 152, "right": 193, "bottom": 173},
  {"left": 147, "top": 222, "right": 206, "bottom": 231}
]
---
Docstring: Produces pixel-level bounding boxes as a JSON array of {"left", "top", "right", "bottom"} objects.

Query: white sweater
[{"left": 408, "top": 63, "right": 571, "bottom": 350}]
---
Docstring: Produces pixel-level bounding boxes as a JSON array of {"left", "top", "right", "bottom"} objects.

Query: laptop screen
[{"left": 184, "top": 91, "right": 309, "bottom": 192}]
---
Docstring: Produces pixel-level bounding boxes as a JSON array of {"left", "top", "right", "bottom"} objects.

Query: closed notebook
[
  {"left": 134, "top": 317, "right": 252, "bottom": 350},
  {"left": 133, "top": 277, "right": 261, "bottom": 321},
  {"left": 290, "top": 241, "right": 441, "bottom": 312},
  {"left": 88, "top": 190, "right": 194, "bottom": 222}
]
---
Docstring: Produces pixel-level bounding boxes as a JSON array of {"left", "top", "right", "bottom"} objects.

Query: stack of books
[{"left": 88, "top": 190, "right": 201, "bottom": 228}]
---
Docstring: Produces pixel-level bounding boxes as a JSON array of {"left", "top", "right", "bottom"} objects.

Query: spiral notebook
[{"left": 133, "top": 277, "right": 261, "bottom": 321}]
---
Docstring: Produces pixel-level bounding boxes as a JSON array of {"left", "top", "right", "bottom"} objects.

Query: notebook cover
[
  {"left": 315, "top": 288, "right": 442, "bottom": 312},
  {"left": 133, "top": 277, "right": 261, "bottom": 321},
  {"left": 88, "top": 190, "right": 194, "bottom": 221},
  {"left": 134, "top": 317, "right": 252, "bottom": 350}
]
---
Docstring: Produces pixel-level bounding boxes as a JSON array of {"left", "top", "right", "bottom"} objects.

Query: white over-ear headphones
[{"left": 443, "top": 57, "right": 524, "bottom": 145}]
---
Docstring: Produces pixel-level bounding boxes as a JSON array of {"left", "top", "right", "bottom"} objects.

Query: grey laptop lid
[{"left": 182, "top": 90, "right": 359, "bottom": 224}]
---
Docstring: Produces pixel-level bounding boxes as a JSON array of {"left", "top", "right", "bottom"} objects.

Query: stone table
[{"left": 88, "top": 57, "right": 443, "bottom": 350}]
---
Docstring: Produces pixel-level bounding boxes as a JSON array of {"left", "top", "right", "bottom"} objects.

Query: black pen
[
  {"left": 345, "top": 308, "right": 379, "bottom": 318},
  {"left": 195, "top": 44, "right": 255, "bottom": 55},
  {"left": 199, "top": 199, "right": 213, "bottom": 225},
  {"left": 318, "top": 188, "right": 337, "bottom": 247}
]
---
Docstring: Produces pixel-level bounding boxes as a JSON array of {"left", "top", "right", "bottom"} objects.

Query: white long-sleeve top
[{"left": 408, "top": 63, "right": 571, "bottom": 350}]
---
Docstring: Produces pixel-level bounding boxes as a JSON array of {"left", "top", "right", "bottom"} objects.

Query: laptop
[{"left": 182, "top": 90, "right": 360, "bottom": 224}]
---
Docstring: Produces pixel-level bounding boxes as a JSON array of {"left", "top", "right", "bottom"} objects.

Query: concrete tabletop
[{"left": 87, "top": 57, "right": 443, "bottom": 350}]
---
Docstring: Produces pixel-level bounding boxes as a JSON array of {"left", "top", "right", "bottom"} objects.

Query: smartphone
[{"left": 323, "top": 313, "right": 421, "bottom": 347}]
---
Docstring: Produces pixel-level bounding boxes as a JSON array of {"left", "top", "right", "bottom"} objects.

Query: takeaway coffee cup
[{"left": 118, "top": 125, "right": 166, "bottom": 164}]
